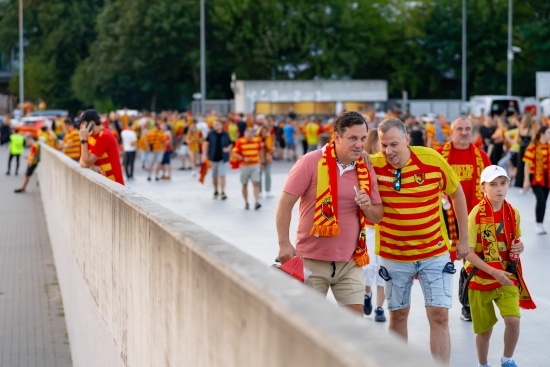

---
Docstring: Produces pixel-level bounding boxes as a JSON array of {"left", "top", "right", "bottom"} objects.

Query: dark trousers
[
  {"left": 124, "top": 151, "right": 136, "bottom": 178},
  {"left": 531, "top": 183, "right": 550, "bottom": 223},
  {"left": 7, "top": 153, "right": 21, "bottom": 174}
]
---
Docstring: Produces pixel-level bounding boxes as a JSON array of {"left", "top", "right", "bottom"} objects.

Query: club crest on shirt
[
  {"left": 321, "top": 199, "right": 334, "bottom": 221},
  {"left": 414, "top": 172, "right": 425, "bottom": 185}
]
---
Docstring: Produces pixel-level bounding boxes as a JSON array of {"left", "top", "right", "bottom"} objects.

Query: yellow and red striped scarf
[
  {"left": 468, "top": 197, "right": 536, "bottom": 310},
  {"left": 310, "top": 141, "right": 371, "bottom": 266},
  {"left": 441, "top": 142, "right": 485, "bottom": 259},
  {"left": 532, "top": 142, "right": 550, "bottom": 187}
]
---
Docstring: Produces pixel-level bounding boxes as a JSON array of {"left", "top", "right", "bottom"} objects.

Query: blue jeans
[{"left": 380, "top": 253, "right": 453, "bottom": 311}]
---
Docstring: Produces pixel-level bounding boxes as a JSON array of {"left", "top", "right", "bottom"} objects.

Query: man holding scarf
[
  {"left": 276, "top": 111, "right": 383, "bottom": 314},
  {"left": 438, "top": 116, "right": 491, "bottom": 322}
]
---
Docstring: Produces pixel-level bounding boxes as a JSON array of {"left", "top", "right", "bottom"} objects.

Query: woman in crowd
[
  {"left": 515, "top": 113, "right": 535, "bottom": 190},
  {"left": 522, "top": 125, "right": 550, "bottom": 234}
]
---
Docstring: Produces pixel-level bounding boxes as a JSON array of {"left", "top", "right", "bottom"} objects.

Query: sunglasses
[{"left": 393, "top": 168, "right": 402, "bottom": 191}]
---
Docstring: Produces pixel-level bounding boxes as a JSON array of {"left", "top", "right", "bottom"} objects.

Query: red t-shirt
[
  {"left": 443, "top": 145, "right": 491, "bottom": 212},
  {"left": 88, "top": 129, "right": 124, "bottom": 185}
]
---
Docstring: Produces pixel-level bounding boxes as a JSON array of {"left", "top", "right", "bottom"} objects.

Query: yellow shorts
[
  {"left": 469, "top": 285, "right": 520, "bottom": 334},
  {"left": 303, "top": 258, "right": 363, "bottom": 306}
]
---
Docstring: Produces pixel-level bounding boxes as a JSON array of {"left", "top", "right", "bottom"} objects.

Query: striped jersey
[
  {"left": 63, "top": 128, "right": 81, "bottom": 160},
  {"left": 371, "top": 146, "right": 460, "bottom": 262},
  {"left": 87, "top": 129, "right": 124, "bottom": 185},
  {"left": 234, "top": 136, "right": 261, "bottom": 166},
  {"left": 146, "top": 128, "right": 166, "bottom": 152}
]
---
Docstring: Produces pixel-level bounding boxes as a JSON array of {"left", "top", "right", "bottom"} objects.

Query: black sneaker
[
  {"left": 14, "top": 188, "right": 24, "bottom": 193},
  {"left": 374, "top": 307, "right": 386, "bottom": 322},
  {"left": 220, "top": 192, "right": 227, "bottom": 200},
  {"left": 147, "top": 177, "right": 151, "bottom": 181},
  {"left": 245, "top": 203, "right": 250, "bottom": 210},
  {"left": 213, "top": 191, "right": 219, "bottom": 199},
  {"left": 363, "top": 294, "right": 373, "bottom": 315},
  {"left": 254, "top": 202, "right": 262, "bottom": 210},
  {"left": 461, "top": 306, "right": 472, "bottom": 321}
]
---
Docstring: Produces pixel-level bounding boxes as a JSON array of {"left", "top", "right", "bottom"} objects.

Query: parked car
[{"left": 13, "top": 109, "right": 68, "bottom": 137}]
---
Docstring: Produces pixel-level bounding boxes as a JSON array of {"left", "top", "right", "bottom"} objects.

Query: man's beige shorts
[{"left": 303, "top": 258, "right": 364, "bottom": 306}]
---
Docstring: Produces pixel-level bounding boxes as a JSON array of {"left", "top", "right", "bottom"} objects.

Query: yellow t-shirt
[{"left": 371, "top": 146, "right": 460, "bottom": 262}]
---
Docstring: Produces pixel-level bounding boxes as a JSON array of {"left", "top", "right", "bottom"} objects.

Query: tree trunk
[{"left": 150, "top": 91, "right": 157, "bottom": 112}]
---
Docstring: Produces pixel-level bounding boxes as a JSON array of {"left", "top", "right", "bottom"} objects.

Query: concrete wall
[{"left": 37, "top": 145, "right": 441, "bottom": 367}]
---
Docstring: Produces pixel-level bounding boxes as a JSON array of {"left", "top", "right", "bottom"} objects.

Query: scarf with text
[
  {"left": 531, "top": 142, "right": 550, "bottom": 187},
  {"left": 311, "top": 141, "right": 372, "bottom": 266},
  {"left": 468, "top": 196, "right": 536, "bottom": 309},
  {"left": 441, "top": 142, "right": 485, "bottom": 260}
]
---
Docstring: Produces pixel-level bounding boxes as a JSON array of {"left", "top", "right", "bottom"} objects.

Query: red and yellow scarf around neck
[
  {"left": 310, "top": 140, "right": 372, "bottom": 266},
  {"left": 441, "top": 142, "right": 485, "bottom": 259},
  {"left": 468, "top": 196, "right": 536, "bottom": 309}
]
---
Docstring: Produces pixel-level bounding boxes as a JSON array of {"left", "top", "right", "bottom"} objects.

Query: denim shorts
[{"left": 380, "top": 253, "right": 454, "bottom": 311}]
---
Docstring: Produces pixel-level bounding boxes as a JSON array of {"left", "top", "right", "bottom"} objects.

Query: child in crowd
[{"left": 465, "top": 165, "right": 535, "bottom": 367}]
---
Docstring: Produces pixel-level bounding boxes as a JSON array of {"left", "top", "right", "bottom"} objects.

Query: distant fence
[
  {"left": 37, "top": 144, "right": 441, "bottom": 367},
  {"left": 388, "top": 99, "right": 465, "bottom": 120},
  {"left": 191, "top": 99, "right": 234, "bottom": 116}
]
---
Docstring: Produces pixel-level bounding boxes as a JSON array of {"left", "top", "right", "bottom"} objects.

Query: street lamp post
[
  {"left": 506, "top": 0, "right": 521, "bottom": 96},
  {"left": 200, "top": 0, "right": 206, "bottom": 116},
  {"left": 462, "top": 0, "right": 467, "bottom": 109},
  {"left": 506, "top": 0, "right": 513, "bottom": 95},
  {"left": 18, "top": 0, "right": 24, "bottom": 110}
]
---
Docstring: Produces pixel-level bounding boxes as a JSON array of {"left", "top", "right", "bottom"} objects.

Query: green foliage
[
  {"left": 1, "top": 0, "right": 550, "bottom": 111},
  {"left": 73, "top": 0, "right": 199, "bottom": 111}
]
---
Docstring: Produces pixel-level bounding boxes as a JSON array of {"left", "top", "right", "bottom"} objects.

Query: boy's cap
[{"left": 480, "top": 165, "right": 510, "bottom": 184}]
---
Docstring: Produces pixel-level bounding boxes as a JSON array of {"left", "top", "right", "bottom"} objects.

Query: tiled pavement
[{"left": 0, "top": 145, "right": 71, "bottom": 367}]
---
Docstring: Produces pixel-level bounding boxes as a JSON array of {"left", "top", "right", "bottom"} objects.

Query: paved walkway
[
  {"left": 128, "top": 153, "right": 549, "bottom": 367},
  {"left": 0, "top": 145, "right": 72, "bottom": 367},
  {"left": 1, "top": 141, "right": 548, "bottom": 367}
]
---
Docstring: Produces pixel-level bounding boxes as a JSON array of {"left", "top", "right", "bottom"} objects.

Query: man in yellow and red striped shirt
[
  {"left": 371, "top": 118, "right": 468, "bottom": 366},
  {"left": 145, "top": 122, "right": 167, "bottom": 181},
  {"left": 232, "top": 127, "right": 262, "bottom": 209},
  {"left": 62, "top": 118, "right": 81, "bottom": 161}
]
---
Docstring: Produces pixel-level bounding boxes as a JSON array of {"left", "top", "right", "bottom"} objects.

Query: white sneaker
[
  {"left": 536, "top": 223, "right": 547, "bottom": 235},
  {"left": 266, "top": 191, "right": 274, "bottom": 198}
]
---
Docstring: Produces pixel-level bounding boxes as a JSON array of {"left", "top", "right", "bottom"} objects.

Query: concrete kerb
[{"left": 38, "top": 144, "right": 441, "bottom": 367}]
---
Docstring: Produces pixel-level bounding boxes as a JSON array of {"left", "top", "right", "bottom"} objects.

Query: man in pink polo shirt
[{"left": 276, "top": 111, "right": 383, "bottom": 314}]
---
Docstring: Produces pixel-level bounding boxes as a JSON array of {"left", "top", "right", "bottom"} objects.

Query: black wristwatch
[{"left": 81, "top": 140, "right": 87, "bottom": 144}]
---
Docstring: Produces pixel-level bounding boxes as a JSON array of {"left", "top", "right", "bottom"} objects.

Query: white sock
[
  {"left": 501, "top": 356, "right": 513, "bottom": 363},
  {"left": 364, "top": 291, "right": 372, "bottom": 297}
]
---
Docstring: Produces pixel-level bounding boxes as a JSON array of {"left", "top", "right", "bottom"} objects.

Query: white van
[
  {"left": 469, "top": 95, "right": 521, "bottom": 116},
  {"left": 540, "top": 98, "right": 550, "bottom": 117}
]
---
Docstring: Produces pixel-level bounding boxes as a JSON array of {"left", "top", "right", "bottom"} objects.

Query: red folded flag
[
  {"left": 277, "top": 257, "right": 307, "bottom": 282},
  {"left": 198, "top": 160, "right": 211, "bottom": 184}
]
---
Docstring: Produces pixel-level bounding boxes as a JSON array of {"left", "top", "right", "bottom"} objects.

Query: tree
[
  {"left": 73, "top": 0, "right": 200, "bottom": 111},
  {"left": 1, "top": 0, "right": 104, "bottom": 110}
]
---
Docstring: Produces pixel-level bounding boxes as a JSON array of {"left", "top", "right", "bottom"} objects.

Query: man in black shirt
[{"left": 202, "top": 120, "right": 232, "bottom": 199}]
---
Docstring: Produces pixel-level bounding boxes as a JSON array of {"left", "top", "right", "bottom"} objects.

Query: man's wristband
[{"left": 80, "top": 140, "right": 87, "bottom": 144}]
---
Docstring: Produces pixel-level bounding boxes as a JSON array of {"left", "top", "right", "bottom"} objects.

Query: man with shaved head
[{"left": 438, "top": 116, "right": 491, "bottom": 322}]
